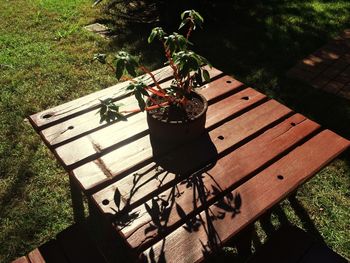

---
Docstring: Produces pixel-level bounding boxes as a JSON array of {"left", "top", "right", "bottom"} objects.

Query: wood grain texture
[
  {"left": 11, "top": 256, "right": 30, "bottom": 263},
  {"left": 109, "top": 114, "right": 320, "bottom": 251},
  {"left": 29, "top": 66, "right": 223, "bottom": 132},
  {"left": 27, "top": 249, "right": 45, "bottom": 263},
  {"left": 29, "top": 66, "right": 174, "bottom": 131},
  {"left": 92, "top": 98, "right": 292, "bottom": 215},
  {"left": 141, "top": 130, "right": 350, "bottom": 263},
  {"left": 52, "top": 73, "right": 239, "bottom": 169},
  {"left": 92, "top": 99, "right": 292, "bottom": 213},
  {"left": 74, "top": 87, "right": 266, "bottom": 193}
]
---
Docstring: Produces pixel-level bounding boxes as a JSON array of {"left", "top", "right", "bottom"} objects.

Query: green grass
[{"left": 0, "top": 0, "right": 349, "bottom": 262}]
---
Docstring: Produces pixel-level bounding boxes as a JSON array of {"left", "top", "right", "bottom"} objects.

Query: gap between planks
[{"left": 140, "top": 130, "right": 350, "bottom": 263}]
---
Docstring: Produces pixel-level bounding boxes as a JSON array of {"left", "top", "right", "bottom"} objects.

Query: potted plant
[{"left": 94, "top": 10, "right": 211, "bottom": 144}]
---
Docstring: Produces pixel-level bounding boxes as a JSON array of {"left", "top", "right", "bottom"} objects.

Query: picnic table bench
[{"left": 29, "top": 66, "right": 349, "bottom": 262}]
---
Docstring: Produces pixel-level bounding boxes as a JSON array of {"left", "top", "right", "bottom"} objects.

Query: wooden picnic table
[{"left": 29, "top": 66, "right": 350, "bottom": 262}]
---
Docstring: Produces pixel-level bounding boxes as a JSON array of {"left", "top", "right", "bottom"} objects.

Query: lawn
[{"left": 0, "top": 0, "right": 349, "bottom": 262}]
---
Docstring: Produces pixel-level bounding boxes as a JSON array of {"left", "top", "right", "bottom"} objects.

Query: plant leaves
[
  {"left": 115, "top": 59, "right": 124, "bottom": 80},
  {"left": 178, "top": 20, "right": 188, "bottom": 30},
  {"left": 135, "top": 91, "right": 146, "bottom": 111},
  {"left": 125, "top": 62, "right": 136, "bottom": 77},
  {"left": 203, "top": 69, "right": 210, "bottom": 82}
]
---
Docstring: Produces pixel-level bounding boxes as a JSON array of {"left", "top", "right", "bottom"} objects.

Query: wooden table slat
[
  {"left": 39, "top": 69, "right": 230, "bottom": 148},
  {"left": 29, "top": 66, "right": 173, "bottom": 130},
  {"left": 11, "top": 256, "right": 30, "bottom": 263},
  {"left": 103, "top": 114, "right": 320, "bottom": 251},
  {"left": 141, "top": 130, "right": 350, "bottom": 263},
  {"left": 28, "top": 65, "right": 350, "bottom": 263},
  {"left": 51, "top": 74, "right": 244, "bottom": 170},
  {"left": 27, "top": 249, "right": 45, "bottom": 263},
  {"left": 92, "top": 99, "right": 294, "bottom": 211},
  {"left": 73, "top": 89, "right": 270, "bottom": 192},
  {"left": 29, "top": 66, "right": 224, "bottom": 131}
]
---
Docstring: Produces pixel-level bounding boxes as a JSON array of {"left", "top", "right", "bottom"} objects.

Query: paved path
[{"left": 287, "top": 29, "right": 350, "bottom": 100}]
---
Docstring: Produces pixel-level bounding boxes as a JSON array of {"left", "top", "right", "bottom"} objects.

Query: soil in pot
[{"left": 147, "top": 92, "right": 208, "bottom": 146}]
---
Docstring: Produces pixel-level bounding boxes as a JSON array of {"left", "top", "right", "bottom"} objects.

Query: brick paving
[{"left": 287, "top": 29, "right": 350, "bottom": 100}]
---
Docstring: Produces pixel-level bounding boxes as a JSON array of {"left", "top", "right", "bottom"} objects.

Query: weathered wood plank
[
  {"left": 39, "top": 69, "right": 232, "bottom": 149},
  {"left": 29, "top": 66, "right": 223, "bottom": 131},
  {"left": 111, "top": 114, "right": 320, "bottom": 251},
  {"left": 27, "top": 249, "right": 45, "bottom": 263},
  {"left": 11, "top": 256, "right": 30, "bottom": 263},
  {"left": 50, "top": 74, "right": 244, "bottom": 169},
  {"left": 40, "top": 90, "right": 149, "bottom": 148},
  {"left": 92, "top": 100, "right": 293, "bottom": 213},
  {"left": 74, "top": 87, "right": 267, "bottom": 192},
  {"left": 28, "top": 66, "right": 173, "bottom": 131},
  {"left": 141, "top": 130, "right": 349, "bottom": 263}
]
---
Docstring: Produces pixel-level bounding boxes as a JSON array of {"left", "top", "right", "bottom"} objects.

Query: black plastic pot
[{"left": 146, "top": 92, "right": 208, "bottom": 145}]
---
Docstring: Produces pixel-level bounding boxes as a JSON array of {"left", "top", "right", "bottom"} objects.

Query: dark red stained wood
[
  {"left": 74, "top": 88, "right": 268, "bottom": 193},
  {"left": 28, "top": 66, "right": 174, "bottom": 131},
  {"left": 113, "top": 114, "right": 320, "bottom": 251},
  {"left": 27, "top": 249, "right": 45, "bottom": 263},
  {"left": 54, "top": 87, "right": 262, "bottom": 173},
  {"left": 11, "top": 256, "right": 30, "bottom": 263},
  {"left": 92, "top": 99, "right": 292, "bottom": 211},
  {"left": 40, "top": 92, "right": 148, "bottom": 147},
  {"left": 199, "top": 75, "right": 243, "bottom": 101},
  {"left": 141, "top": 130, "right": 350, "bottom": 263},
  {"left": 29, "top": 66, "right": 223, "bottom": 133},
  {"left": 205, "top": 87, "right": 266, "bottom": 128},
  {"left": 50, "top": 74, "right": 243, "bottom": 170}
]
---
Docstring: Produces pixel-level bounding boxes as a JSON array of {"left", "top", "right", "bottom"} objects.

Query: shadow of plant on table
[{"left": 104, "top": 132, "right": 244, "bottom": 262}]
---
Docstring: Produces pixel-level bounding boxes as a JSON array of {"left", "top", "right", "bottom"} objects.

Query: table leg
[{"left": 69, "top": 175, "right": 85, "bottom": 222}]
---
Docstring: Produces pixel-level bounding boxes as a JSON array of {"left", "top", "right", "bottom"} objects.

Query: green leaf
[
  {"left": 115, "top": 59, "right": 125, "bottom": 80},
  {"left": 93, "top": 53, "right": 107, "bottom": 64},
  {"left": 203, "top": 69, "right": 210, "bottom": 82},
  {"left": 140, "top": 88, "right": 149, "bottom": 97},
  {"left": 98, "top": 99, "right": 126, "bottom": 123},
  {"left": 125, "top": 62, "right": 136, "bottom": 77},
  {"left": 99, "top": 115, "right": 106, "bottom": 124},
  {"left": 180, "top": 10, "right": 188, "bottom": 20},
  {"left": 148, "top": 27, "right": 166, "bottom": 43},
  {"left": 148, "top": 31, "right": 156, "bottom": 43},
  {"left": 178, "top": 20, "right": 188, "bottom": 30},
  {"left": 135, "top": 91, "right": 146, "bottom": 111},
  {"left": 195, "top": 70, "right": 202, "bottom": 85}
]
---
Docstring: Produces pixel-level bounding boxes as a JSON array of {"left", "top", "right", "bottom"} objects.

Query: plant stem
[
  {"left": 162, "top": 41, "right": 183, "bottom": 88},
  {"left": 139, "top": 65, "right": 165, "bottom": 93},
  {"left": 120, "top": 101, "right": 169, "bottom": 114}
]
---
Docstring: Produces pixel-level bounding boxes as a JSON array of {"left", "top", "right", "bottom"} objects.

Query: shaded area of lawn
[{"left": 0, "top": 0, "right": 349, "bottom": 262}]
